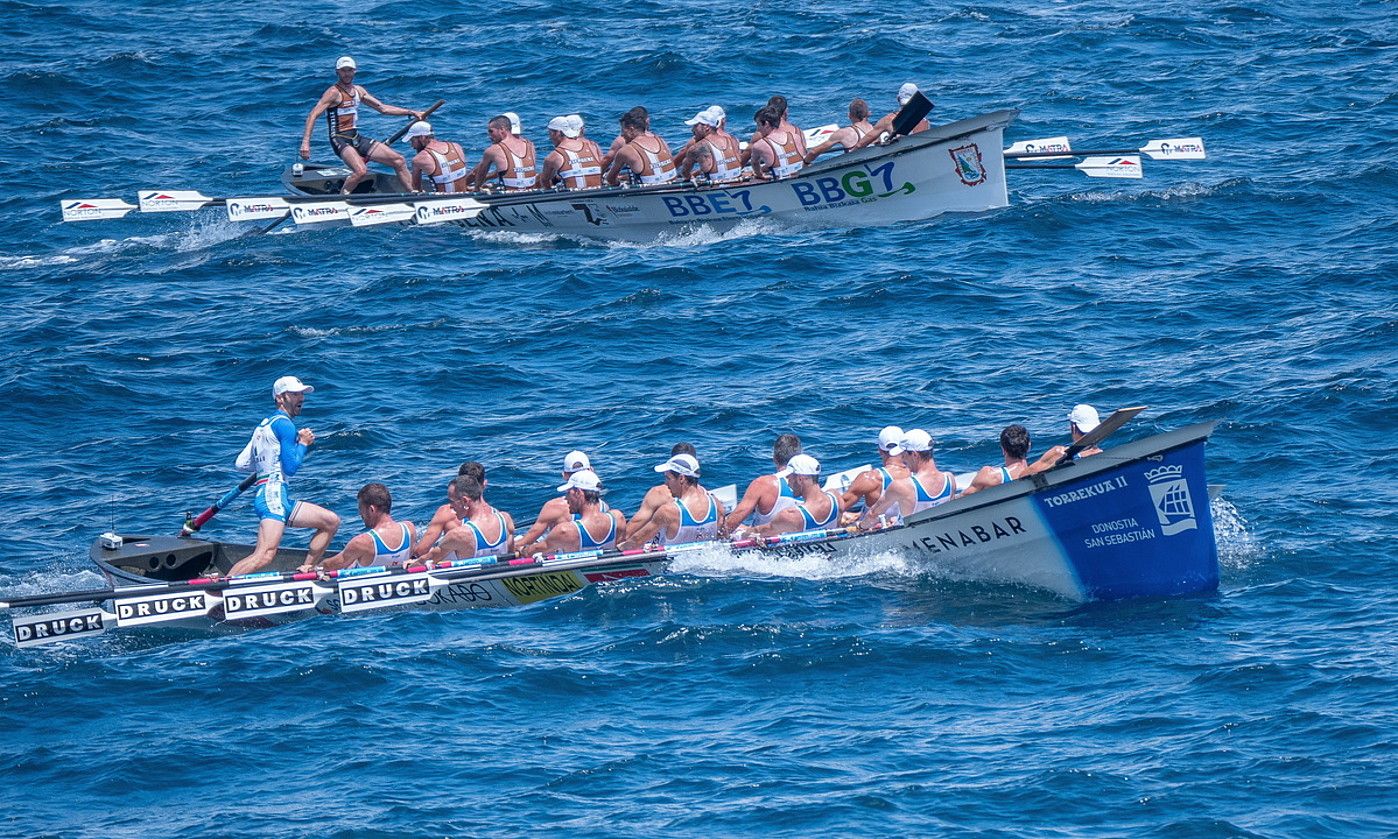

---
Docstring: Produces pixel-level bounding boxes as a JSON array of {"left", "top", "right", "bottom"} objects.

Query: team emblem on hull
[
  {"left": 1146, "top": 464, "right": 1196, "bottom": 535},
  {"left": 949, "top": 143, "right": 987, "bottom": 187}
]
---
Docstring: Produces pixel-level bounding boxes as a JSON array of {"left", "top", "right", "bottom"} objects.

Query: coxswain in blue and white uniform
[
  {"left": 539, "top": 115, "right": 605, "bottom": 190},
  {"left": 428, "top": 474, "right": 517, "bottom": 562},
  {"left": 962, "top": 425, "right": 1033, "bottom": 496},
  {"left": 805, "top": 98, "right": 877, "bottom": 164},
  {"left": 842, "top": 425, "right": 912, "bottom": 525},
  {"left": 405, "top": 121, "right": 471, "bottom": 194},
  {"left": 724, "top": 434, "right": 804, "bottom": 533},
  {"left": 299, "top": 56, "right": 423, "bottom": 194},
  {"left": 677, "top": 107, "right": 745, "bottom": 183},
  {"left": 319, "top": 483, "right": 418, "bottom": 572},
  {"left": 759, "top": 454, "right": 843, "bottom": 536},
  {"left": 540, "top": 470, "right": 627, "bottom": 554},
  {"left": 229, "top": 376, "right": 340, "bottom": 577},
  {"left": 750, "top": 105, "right": 805, "bottom": 180},
  {"left": 868, "top": 429, "right": 958, "bottom": 523},
  {"left": 468, "top": 114, "right": 538, "bottom": 191},
  {"left": 605, "top": 110, "right": 676, "bottom": 186},
  {"left": 620, "top": 453, "right": 726, "bottom": 549}
]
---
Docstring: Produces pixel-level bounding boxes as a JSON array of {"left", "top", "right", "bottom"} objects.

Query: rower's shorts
[
  {"left": 329, "top": 130, "right": 378, "bottom": 159},
  {"left": 254, "top": 482, "right": 298, "bottom": 523}
]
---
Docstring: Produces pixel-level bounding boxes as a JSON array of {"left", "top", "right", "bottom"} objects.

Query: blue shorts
[{"left": 254, "top": 482, "right": 299, "bottom": 523}]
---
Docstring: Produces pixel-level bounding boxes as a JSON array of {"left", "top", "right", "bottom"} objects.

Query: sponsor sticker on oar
[
  {"left": 139, "top": 190, "right": 214, "bottom": 213},
  {"left": 221, "top": 581, "right": 330, "bottom": 620},
  {"left": 13, "top": 608, "right": 112, "bottom": 647},
  {"left": 338, "top": 574, "right": 438, "bottom": 613},
  {"left": 113, "top": 590, "right": 215, "bottom": 627},
  {"left": 349, "top": 203, "right": 416, "bottom": 227},
  {"left": 414, "top": 199, "right": 486, "bottom": 225},
  {"left": 60, "top": 198, "right": 137, "bottom": 222},
  {"left": 1005, "top": 136, "right": 1073, "bottom": 160},
  {"left": 1141, "top": 137, "right": 1206, "bottom": 160},
  {"left": 290, "top": 201, "right": 350, "bottom": 225},
  {"left": 226, "top": 197, "right": 290, "bottom": 222}
]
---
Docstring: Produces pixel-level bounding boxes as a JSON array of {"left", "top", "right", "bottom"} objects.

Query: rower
[
  {"left": 539, "top": 115, "right": 604, "bottom": 190},
  {"left": 603, "top": 106, "right": 648, "bottom": 171},
  {"left": 317, "top": 483, "right": 418, "bottom": 572},
  {"left": 540, "top": 470, "right": 627, "bottom": 554},
  {"left": 229, "top": 376, "right": 340, "bottom": 577},
  {"left": 406, "top": 121, "right": 471, "bottom": 193},
  {"left": 299, "top": 56, "right": 423, "bottom": 194},
  {"left": 854, "top": 83, "right": 931, "bottom": 150},
  {"left": 628, "top": 442, "right": 699, "bottom": 536},
  {"left": 514, "top": 450, "right": 599, "bottom": 553},
  {"left": 723, "top": 433, "right": 803, "bottom": 533},
  {"left": 605, "top": 110, "right": 677, "bottom": 186},
  {"left": 1031, "top": 405, "right": 1104, "bottom": 473},
  {"left": 427, "top": 475, "right": 515, "bottom": 562},
  {"left": 750, "top": 106, "right": 805, "bottom": 181},
  {"left": 621, "top": 453, "right": 724, "bottom": 549},
  {"left": 469, "top": 114, "right": 539, "bottom": 191},
  {"left": 743, "top": 95, "right": 806, "bottom": 167},
  {"left": 412, "top": 461, "right": 485, "bottom": 556},
  {"left": 804, "top": 99, "right": 876, "bottom": 163},
  {"left": 961, "top": 425, "right": 1033, "bottom": 495},
  {"left": 866, "top": 429, "right": 957, "bottom": 524},
  {"left": 677, "top": 107, "right": 744, "bottom": 183},
  {"left": 755, "top": 454, "right": 841, "bottom": 537},
  {"left": 840, "top": 425, "right": 911, "bottom": 524}
]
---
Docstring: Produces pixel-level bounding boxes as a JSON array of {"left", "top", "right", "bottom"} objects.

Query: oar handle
[
  {"left": 385, "top": 99, "right": 445, "bottom": 146},
  {"left": 180, "top": 472, "right": 259, "bottom": 537}
]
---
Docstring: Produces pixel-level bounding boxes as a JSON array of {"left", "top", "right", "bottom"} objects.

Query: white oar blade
[
  {"left": 112, "top": 590, "right": 216, "bottom": 627},
  {"left": 1005, "top": 136, "right": 1073, "bottom": 160},
  {"left": 60, "top": 198, "right": 137, "bottom": 222},
  {"left": 709, "top": 483, "right": 738, "bottom": 512},
  {"left": 139, "top": 190, "right": 213, "bottom": 213},
  {"left": 226, "top": 197, "right": 290, "bottom": 222},
  {"left": 413, "top": 199, "right": 486, "bottom": 225},
  {"left": 803, "top": 123, "right": 840, "bottom": 146},
  {"left": 349, "top": 202, "right": 416, "bottom": 227},
  {"left": 290, "top": 201, "right": 351, "bottom": 225},
  {"left": 338, "top": 574, "right": 437, "bottom": 613},
  {"left": 221, "top": 581, "right": 330, "bottom": 620},
  {"left": 13, "top": 608, "right": 113, "bottom": 647},
  {"left": 1078, "top": 155, "right": 1144, "bottom": 179},
  {"left": 823, "top": 464, "right": 871, "bottom": 493},
  {"left": 1141, "top": 137, "right": 1206, "bottom": 160}
]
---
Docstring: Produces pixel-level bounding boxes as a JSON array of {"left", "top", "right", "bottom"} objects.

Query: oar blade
[
  {"left": 1078, "top": 155, "right": 1144, "bottom": 178},
  {"left": 13, "top": 608, "right": 113, "bottom": 647},
  {"left": 60, "top": 198, "right": 137, "bottom": 222},
  {"left": 139, "top": 190, "right": 214, "bottom": 213},
  {"left": 222, "top": 581, "right": 331, "bottom": 620},
  {"left": 226, "top": 197, "right": 291, "bottom": 222},
  {"left": 803, "top": 123, "right": 840, "bottom": 146},
  {"left": 413, "top": 199, "right": 486, "bottom": 225},
  {"left": 338, "top": 573, "right": 438, "bottom": 613},
  {"left": 348, "top": 202, "right": 416, "bottom": 227},
  {"left": 1005, "top": 136, "right": 1073, "bottom": 160},
  {"left": 112, "top": 589, "right": 216, "bottom": 628},
  {"left": 823, "top": 464, "right": 872, "bottom": 493},
  {"left": 1141, "top": 137, "right": 1206, "bottom": 160},
  {"left": 290, "top": 201, "right": 351, "bottom": 225}
]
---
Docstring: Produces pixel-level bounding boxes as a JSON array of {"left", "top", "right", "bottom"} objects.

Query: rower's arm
[
  {"left": 301, "top": 88, "right": 339, "bottom": 152},
  {"left": 319, "top": 533, "right": 372, "bottom": 572},
  {"left": 604, "top": 147, "right": 634, "bottom": 186},
  {"left": 620, "top": 504, "right": 671, "bottom": 550},
  {"left": 467, "top": 147, "right": 500, "bottom": 190},
  {"left": 958, "top": 466, "right": 1000, "bottom": 497},
  {"left": 359, "top": 88, "right": 419, "bottom": 118},
  {"left": 804, "top": 129, "right": 852, "bottom": 164},
  {"left": 428, "top": 525, "right": 476, "bottom": 564},
  {"left": 723, "top": 477, "right": 768, "bottom": 533},
  {"left": 538, "top": 151, "right": 562, "bottom": 188},
  {"left": 1028, "top": 446, "right": 1067, "bottom": 475},
  {"left": 411, "top": 505, "right": 450, "bottom": 557},
  {"left": 853, "top": 116, "right": 895, "bottom": 150},
  {"left": 839, "top": 469, "right": 879, "bottom": 511},
  {"left": 515, "top": 503, "right": 558, "bottom": 554},
  {"left": 410, "top": 150, "right": 431, "bottom": 193},
  {"left": 502, "top": 513, "right": 517, "bottom": 555},
  {"left": 600, "top": 134, "right": 627, "bottom": 171},
  {"left": 864, "top": 482, "right": 905, "bottom": 524},
  {"left": 270, "top": 416, "right": 308, "bottom": 477}
]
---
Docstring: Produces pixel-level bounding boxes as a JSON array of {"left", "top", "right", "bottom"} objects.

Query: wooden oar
[
  {"left": 384, "top": 98, "right": 445, "bottom": 146},
  {"left": 180, "top": 473, "right": 259, "bottom": 537}
]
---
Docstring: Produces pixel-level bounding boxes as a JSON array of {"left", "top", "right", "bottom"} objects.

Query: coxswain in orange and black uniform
[
  {"left": 405, "top": 121, "right": 471, "bottom": 193},
  {"left": 299, "top": 56, "right": 423, "bottom": 194},
  {"left": 605, "top": 109, "right": 677, "bottom": 186},
  {"left": 468, "top": 114, "right": 539, "bottom": 191},
  {"left": 539, "top": 115, "right": 604, "bottom": 190}
]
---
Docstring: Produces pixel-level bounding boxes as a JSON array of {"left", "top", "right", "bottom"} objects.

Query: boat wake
[
  {"left": 1210, "top": 497, "right": 1265, "bottom": 570},
  {"left": 1, "top": 217, "right": 249, "bottom": 271},
  {"left": 669, "top": 542, "right": 915, "bottom": 581}
]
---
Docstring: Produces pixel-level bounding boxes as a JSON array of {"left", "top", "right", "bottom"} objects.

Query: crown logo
[{"left": 1144, "top": 465, "right": 1184, "bottom": 483}]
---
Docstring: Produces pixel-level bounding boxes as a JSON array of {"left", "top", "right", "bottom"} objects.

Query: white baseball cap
[
  {"left": 502, "top": 111, "right": 522, "bottom": 134},
  {"left": 891, "top": 428, "right": 933, "bottom": 454},
  {"left": 557, "top": 469, "right": 602, "bottom": 493},
  {"left": 563, "top": 450, "right": 591, "bottom": 472},
  {"left": 272, "top": 376, "right": 314, "bottom": 397},
  {"left": 404, "top": 121, "right": 433, "bottom": 141},
  {"left": 654, "top": 453, "right": 700, "bottom": 477},
  {"left": 785, "top": 454, "right": 821, "bottom": 476},
  {"left": 707, "top": 105, "right": 726, "bottom": 123},
  {"left": 335, "top": 56, "right": 357, "bottom": 70},
  {"left": 547, "top": 115, "right": 580, "bottom": 138},
  {"left": 684, "top": 108, "right": 722, "bottom": 128},
  {"left": 1068, "top": 404, "right": 1101, "bottom": 433},
  {"left": 567, "top": 114, "right": 585, "bottom": 134},
  {"left": 897, "top": 82, "right": 919, "bottom": 105},
  {"left": 878, "top": 425, "right": 905, "bottom": 452}
]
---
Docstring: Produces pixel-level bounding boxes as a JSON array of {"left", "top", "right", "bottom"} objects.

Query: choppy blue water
[{"left": 2, "top": 0, "right": 1395, "bottom": 835}]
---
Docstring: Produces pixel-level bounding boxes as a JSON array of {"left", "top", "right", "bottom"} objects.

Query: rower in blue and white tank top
[
  {"left": 877, "top": 467, "right": 896, "bottom": 493},
  {"left": 660, "top": 495, "right": 719, "bottom": 546},
  {"left": 462, "top": 512, "right": 510, "bottom": 558},
  {"left": 574, "top": 515, "right": 617, "bottom": 551},
  {"left": 999, "top": 466, "right": 1014, "bottom": 485},
  {"left": 749, "top": 475, "right": 799, "bottom": 527},
  {"left": 365, "top": 522, "right": 413, "bottom": 567},
  {"left": 797, "top": 490, "right": 841, "bottom": 530},
  {"left": 908, "top": 472, "right": 956, "bottom": 514}
]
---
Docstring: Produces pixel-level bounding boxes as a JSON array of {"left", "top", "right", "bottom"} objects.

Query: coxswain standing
[
  {"left": 749, "top": 106, "right": 805, "bottom": 181},
  {"left": 427, "top": 475, "right": 516, "bottom": 562},
  {"left": 676, "top": 107, "right": 745, "bottom": 183},
  {"left": 620, "top": 454, "right": 725, "bottom": 549},
  {"left": 541, "top": 470, "right": 627, "bottom": 553},
  {"left": 469, "top": 115, "right": 539, "bottom": 191},
  {"left": 723, "top": 434, "right": 803, "bottom": 533},
  {"left": 539, "top": 115, "right": 605, "bottom": 189},
  {"left": 299, "top": 56, "right": 423, "bottom": 194},
  {"left": 605, "top": 110, "right": 677, "bottom": 186},
  {"left": 406, "top": 121, "right": 471, "bottom": 193},
  {"left": 752, "top": 454, "right": 842, "bottom": 537},
  {"left": 804, "top": 99, "right": 876, "bottom": 163},
  {"left": 316, "top": 483, "right": 418, "bottom": 572},
  {"left": 229, "top": 376, "right": 340, "bottom": 577}
]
